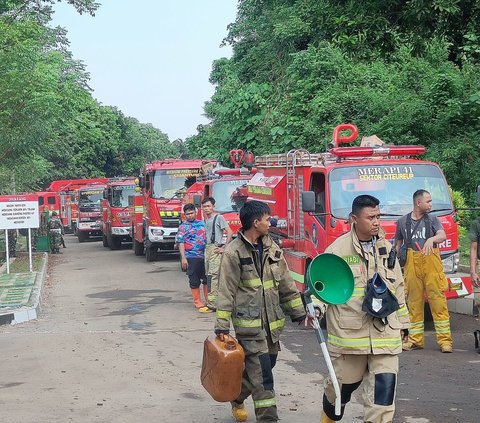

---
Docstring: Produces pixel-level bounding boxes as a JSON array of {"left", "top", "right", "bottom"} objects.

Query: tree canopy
[
  {"left": 187, "top": 0, "right": 480, "bottom": 203},
  {"left": 0, "top": 0, "right": 177, "bottom": 194}
]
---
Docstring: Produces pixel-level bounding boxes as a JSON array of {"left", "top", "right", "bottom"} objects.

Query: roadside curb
[{"left": 0, "top": 252, "right": 48, "bottom": 325}]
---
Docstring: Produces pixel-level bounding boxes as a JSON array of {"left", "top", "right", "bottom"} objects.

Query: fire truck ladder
[{"left": 286, "top": 149, "right": 311, "bottom": 240}]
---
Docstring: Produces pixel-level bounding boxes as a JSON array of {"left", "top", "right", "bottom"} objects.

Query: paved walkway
[{"left": 0, "top": 253, "right": 47, "bottom": 325}]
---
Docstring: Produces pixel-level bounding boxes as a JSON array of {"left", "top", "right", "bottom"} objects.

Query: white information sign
[{"left": 0, "top": 195, "right": 39, "bottom": 229}]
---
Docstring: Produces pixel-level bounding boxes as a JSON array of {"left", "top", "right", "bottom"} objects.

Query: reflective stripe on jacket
[
  {"left": 325, "top": 227, "right": 410, "bottom": 355},
  {"left": 215, "top": 231, "right": 306, "bottom": 342}
]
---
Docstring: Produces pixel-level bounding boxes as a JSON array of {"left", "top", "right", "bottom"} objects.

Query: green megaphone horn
[
  {"left": 304, "top": 253, "right": 355, "bottom": 417},
  {"left": 306, "top": 253, "right": 355, "bottom": 305}
]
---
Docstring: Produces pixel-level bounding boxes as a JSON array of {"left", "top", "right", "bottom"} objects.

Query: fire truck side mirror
[
  {"left": 138, "top": 175, "right": 145, "bottom": 188},
  {"left": 477, "top": 185, "right": 480, "bottom": 205},
  {"left": 301, "top": 191, "right": 316, "bottom": 212},
  {"left": 102, "top": 189, "right": 108, "bottom": 200},
  {"left": 193, "top": 194, "right": 202, "bottom": 208}
]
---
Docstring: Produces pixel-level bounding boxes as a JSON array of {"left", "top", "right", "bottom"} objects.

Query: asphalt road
[{"left": 0, "top": 234, "right": 478, "bottom": 423}]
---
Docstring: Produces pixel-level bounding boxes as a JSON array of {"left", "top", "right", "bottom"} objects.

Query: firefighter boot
[
  {"left": 191, "top": 288, "right": 204, "bottom": 309},
  {"left": 321, "top": 411, "right": 336, "bottom": 423},
  {"left": 231, "top": 403, "right": 248, "bottom": 422}
]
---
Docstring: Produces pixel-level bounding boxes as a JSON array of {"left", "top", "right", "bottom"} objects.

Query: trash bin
[{"left": 36, "top": 235, "right": 50, "bottom": 252}]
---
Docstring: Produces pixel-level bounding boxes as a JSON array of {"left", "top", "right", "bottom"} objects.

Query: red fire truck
[
  {"left": 74, "top": 182, "right": 107, "bottom": 242},
  {"left": 36, "top": 191, "right": 60, "bottom": 215},
  {"left": 101, "top": 177, "right": 136, "bottom": 249},
  {"left": 132, "top": 159, "right": 217, "bottom": 261},
  {"left": 183, "top": 150, "right": 256, "bottom": 234},
  {"left": 46, "top": 178, "right": 109, "bottom": 233},
  {"left": 246, "top": 124, "right": 472, "bottom": 301}
]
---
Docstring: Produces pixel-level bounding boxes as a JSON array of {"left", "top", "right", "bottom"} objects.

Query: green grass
[{"left": 3, "top": 253, "right": 44, "bottom": 273}]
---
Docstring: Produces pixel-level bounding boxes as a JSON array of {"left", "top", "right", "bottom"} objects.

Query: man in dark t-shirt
[
  {"left": 468, "top": 218, "right": 480, "bottom": 317},
  {"left": 395, "top": 189, "right": 452, "bottom": 353}
]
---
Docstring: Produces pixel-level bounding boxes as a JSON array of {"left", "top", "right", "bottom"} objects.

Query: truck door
[{"left": 309, "top": 171, "right": 328, "bottom": 253}]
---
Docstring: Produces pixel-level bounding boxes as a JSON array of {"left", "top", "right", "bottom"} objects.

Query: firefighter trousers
[
  {"left": 323, "top": 353, "right": 398, "bottom": 423},
  {"left": 205, "top": 244, "right": 222, "bottom": 309},
  {"left": 233, "top": 339, "right": 279, "bottom": 422},
  {"left": 404, "top": 249, "right": 452, "bottom": 348}
]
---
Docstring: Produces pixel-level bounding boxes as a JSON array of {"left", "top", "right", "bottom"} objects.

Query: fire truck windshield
[
  {"left": 111, "top": 185, "right": 136, "bottom": 208},
  {"left": 79, "top": 190, "right": 103, "bottom": 212},
  {"left": 329, "top": 164, "right": 452, "bottom": 220},
  {"left": 211, "top": 179, "right": 249, "bottom": 213},
  {"left": 152, "top": 169, "right": 198, "bottom": 199}
]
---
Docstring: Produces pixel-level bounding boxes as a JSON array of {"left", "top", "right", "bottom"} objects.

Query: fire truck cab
[
  {"left": 47, "top": 178, "right": 109, "bottom": 233},
  {"left": 133, "top": 159, "right": 217, "bottom": 261},
  {"left": 37, "top": 191, "right": 60, "bottom": 215},
  {"left": 75, "top": 183, "right": 107, "bottom": 242},
  {"left": 183, "top": 150, "right": 256, "bottom": 235},
  {"left": 247, "top": 124, "right": 472, "bottom": 301},
  {"left": 101, "top": 177, "right": 136, "bottom": 249}
]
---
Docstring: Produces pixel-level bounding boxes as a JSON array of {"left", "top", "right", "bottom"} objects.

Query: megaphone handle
[{"left": 306, "top": 302, "right": 342, "bottom": 416}]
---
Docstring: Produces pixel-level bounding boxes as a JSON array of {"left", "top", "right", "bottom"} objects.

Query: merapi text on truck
[
  {"left": 132, "top": 158, "right": 217, "bottom": 261},
  {"left": 101, "top": 177, "right": 136, "bottom": 250},
  {"left": 246, "top": 123, "right": 472, "bottom": 301}
]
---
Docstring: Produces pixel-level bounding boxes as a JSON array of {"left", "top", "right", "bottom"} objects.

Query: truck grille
[{"left": 162, "top": 217, "right": 181, "bottom": 228}]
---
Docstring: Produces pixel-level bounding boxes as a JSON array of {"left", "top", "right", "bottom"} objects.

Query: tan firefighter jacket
[
  {"left": 324, "top": 226, "right": 410, "bottom": 355},
  {"left": 215, "top": 231, "right": 306, "bottom": 343}
]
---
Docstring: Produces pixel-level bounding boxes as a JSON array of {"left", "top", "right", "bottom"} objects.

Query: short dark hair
[
  {"left": 240, "top": 200, "right": 271, "bottom": 230},
  {"left": 183, "top": 203, "right": 196, "bottom": 213},
  {"left": 413, "top": 189, "right": 429, "bottom": 203},
  {"left": 202, "top": 197, "right": 215, "bottom": 206},
  {"left": 352, "top": 195, "right": 380, "bottom": 215}
]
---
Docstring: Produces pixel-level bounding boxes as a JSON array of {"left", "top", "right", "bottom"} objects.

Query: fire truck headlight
[
  {"left": 150, "top": 228, "right": 164, "bottom": 236},
  {"left": 442, "top": 253, "right": 459, "bottom": 274},
  {"left": 112, "top": 227, "right": 129, "bottom": 235}
]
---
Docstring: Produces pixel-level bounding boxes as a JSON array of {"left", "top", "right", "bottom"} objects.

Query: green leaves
[
  {"left": 188, "top": 0, "right": 480, "bottom": 204},
  {"left": 0, "top": 1, "right": 177, "bottom": 193}
]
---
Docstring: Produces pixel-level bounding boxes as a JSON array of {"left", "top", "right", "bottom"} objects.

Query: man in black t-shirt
[
  {"left": 395, "top": 189, "right": 453, "bottom": 353},
  {"left": 468, "top": 217, "right": 480, "bottom": 317}
]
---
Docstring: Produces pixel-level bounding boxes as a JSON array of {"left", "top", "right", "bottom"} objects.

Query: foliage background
[
  {"left": 0, "top": 0, "right": 178, "bottom": 194},
  {"left": 187, "top": 0, "right": 480, "bottom": 208},
  {"left": 2, "top": 0, "right": 480, "bottom": 213}
]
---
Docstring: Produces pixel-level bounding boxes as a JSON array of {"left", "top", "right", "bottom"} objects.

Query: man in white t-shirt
[{"left": 199, "top": 197, "right": 233, "bottom": 313}]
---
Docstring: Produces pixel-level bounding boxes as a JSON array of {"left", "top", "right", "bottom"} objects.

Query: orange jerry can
[{"left": 201, "top": 334, "right": 245, "bottom": 402}]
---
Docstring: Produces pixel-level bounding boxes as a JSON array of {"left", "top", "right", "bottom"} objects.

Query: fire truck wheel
[
  {"left": 133, "top": 239, "right": 144, "bottom": 256},
  {"left": 145, "top": 246, "right": 157, "bottom": 262},
  {"left": 78, "top": 231, "right": 86, "bottom": 243},
  {"left": 102, "top": 234, "right": 108, "bottom": 248},
  {"left": 108, "top": 233, "right": 121, "bottom": 250}
]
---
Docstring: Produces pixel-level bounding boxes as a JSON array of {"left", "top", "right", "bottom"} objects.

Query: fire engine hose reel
[{"left": 305, "top": 253, "right": 354, "bottom": 416}]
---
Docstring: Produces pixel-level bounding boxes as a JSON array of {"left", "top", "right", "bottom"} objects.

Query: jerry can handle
[{"left": 224, "top": 334, "right": 237, "bottom": 350}]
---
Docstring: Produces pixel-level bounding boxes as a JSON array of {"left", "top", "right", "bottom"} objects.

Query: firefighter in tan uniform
[
  {"left": 214, "top": 201, "right": 306, "bottom": 422},
  {"left": 395, "top": 189, "right": 453, "bottom": 353},
  {"left": 321, "top": 195, "right": 410, "bottom": 423}
]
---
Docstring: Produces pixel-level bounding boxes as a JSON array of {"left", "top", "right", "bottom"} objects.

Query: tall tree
[{"left": 188, "top": 0, "right": 480, "bottom": 200}]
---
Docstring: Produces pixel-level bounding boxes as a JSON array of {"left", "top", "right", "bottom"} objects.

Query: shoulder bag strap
[
  {"left": 424, "top": 214, "right": 432, "bottom": 242},
  {"left": 210, "top": 214, "right": 218, "bottom": 244}
]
